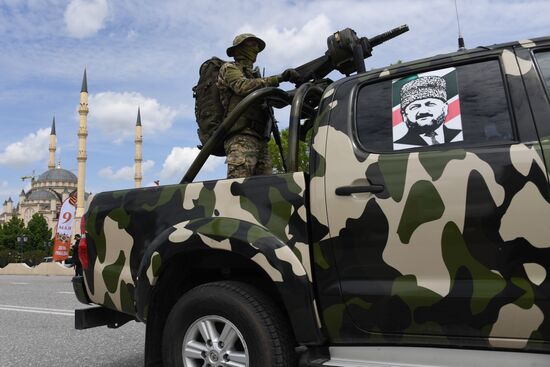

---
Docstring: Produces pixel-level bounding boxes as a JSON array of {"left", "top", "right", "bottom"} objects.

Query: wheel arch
[{"left": 135, "top": 218, "right": 324, "bottom": 345}]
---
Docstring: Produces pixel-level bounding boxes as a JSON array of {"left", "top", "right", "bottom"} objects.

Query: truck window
[
  {"left": 355, "top": 59, "right": 514, "bottom": 152},
  {"left": 534, "top": 50, "right": 550, "bottom": 94}
]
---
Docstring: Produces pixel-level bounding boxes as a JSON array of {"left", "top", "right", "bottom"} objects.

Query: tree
[
  {"left": 22, "top": 249, "right": 47, "bottom": 267},
  {"left": 26, "top": 213, "right": 52, "bottom": 251},
  {"left": 0, "top": 249, "right": 16, "bottom": 267},
  {"left": 0, "top": 216, "right": 25, "bottom": 250},
  {"left": 0, "top": 223, "right": 9, "bottom": 266},
  {"left": 268, "top": 127, "right": 311, "bottom": 174},
  {"left": 0, "top": 222, "right": 4, "bottom": 250}
]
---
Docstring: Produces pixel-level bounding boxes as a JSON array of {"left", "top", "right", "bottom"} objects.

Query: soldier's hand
[{"left": 279, "top": 68, "right": 301, "bottom": 84}]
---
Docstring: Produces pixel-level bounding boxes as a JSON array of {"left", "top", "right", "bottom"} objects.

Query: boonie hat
[{"left": 227, "top": 33, "right": 266, "bottom": 57}]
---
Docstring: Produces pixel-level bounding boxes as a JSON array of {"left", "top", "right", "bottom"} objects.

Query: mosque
[
  {"left": 0, "top": 125, "right": 79, "bottom": 229},
  {"left": 0, "top": 71, "right": 144, "bottom": 234}
]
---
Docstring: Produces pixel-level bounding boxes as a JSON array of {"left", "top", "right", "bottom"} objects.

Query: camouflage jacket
[{"left": 217, "top": 61, "right": 279, "bottom": 138}]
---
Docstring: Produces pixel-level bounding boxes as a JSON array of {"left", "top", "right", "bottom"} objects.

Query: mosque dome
[
  {"left": 37, "top": 168, "right": 77, "bottom": 184},
  {"left": 27, "top": 189, "right": 58, "bottom": 202}
]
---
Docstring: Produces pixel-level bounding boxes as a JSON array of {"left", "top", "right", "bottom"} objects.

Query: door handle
[{"left": 335, "top": 184, "right": 385, "bottom": 196}]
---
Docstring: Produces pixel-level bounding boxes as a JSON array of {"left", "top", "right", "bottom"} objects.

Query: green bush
[
  {"left": 23, "top": 250, "right": 49, "bottom": 267},
  {"left": 0, "top": 249, "right": 17, "bottom": 268}
]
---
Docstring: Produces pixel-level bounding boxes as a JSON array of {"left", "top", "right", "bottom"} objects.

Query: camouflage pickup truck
[{"left": 72, "top": 27, "right": 550, "bottom": 367}]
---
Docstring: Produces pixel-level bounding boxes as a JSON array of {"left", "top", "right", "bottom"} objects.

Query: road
[{"left": 0, "top": 275, "right": 145, "bottom": 367}]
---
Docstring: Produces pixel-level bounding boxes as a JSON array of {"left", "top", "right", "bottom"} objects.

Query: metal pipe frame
[
  {"left": 287, "top": 84, "right": 324, "bottom": 172},
  {"left": 181, "top": 87, "right": 291, "bottom": 184}
]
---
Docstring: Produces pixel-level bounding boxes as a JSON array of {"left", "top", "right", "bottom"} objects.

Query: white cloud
[
  {"left": 64, "top": 0, "right": 109, "bottom": 38},
  {"left": 0, "top": 128, "right": 50, "bottom": 167},
  {"left": 160, "top": 147, "right": 224, "bottom": 180},
  {"left": 99, "top": 160, "right": 155, "bottom": 181},
  {"left": 89, "top": 92, "right": 178, "bottom": 142},
  {"left": 237, "top": 14, "right": 333, "bottom": 68}
]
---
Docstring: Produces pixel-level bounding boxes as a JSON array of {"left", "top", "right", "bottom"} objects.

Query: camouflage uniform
[
  {"left": 217, "top": 33, "right": 280, "bottom": 179},
  {"left": 223, "top": 133, "right": 272, "bottom": 178}
]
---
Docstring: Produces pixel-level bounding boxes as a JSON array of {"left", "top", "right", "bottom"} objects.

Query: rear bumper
[{"left": 72, "top": 275, "right": 91, "bottom": 305}]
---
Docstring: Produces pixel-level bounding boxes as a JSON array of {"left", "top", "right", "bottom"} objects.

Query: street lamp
[{"left": 16, "top": 234, "right": 28, "bottom": 263}]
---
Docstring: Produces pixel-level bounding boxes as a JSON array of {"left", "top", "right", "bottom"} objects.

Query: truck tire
[{"left": 162, "top": 280, "right": 296, "bottom": 367}]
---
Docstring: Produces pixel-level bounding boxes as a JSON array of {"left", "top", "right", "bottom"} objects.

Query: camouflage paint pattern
[
  {"left": 83, "top": 172, "right": 323, "bottom": 344},
  {"left": 309, "top": 40, "right": 550, "bottom": 352}
]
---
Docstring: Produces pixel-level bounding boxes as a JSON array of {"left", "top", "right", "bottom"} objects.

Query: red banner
[{"left": 52, "top": 235, "right": 70, "bottom": 261}]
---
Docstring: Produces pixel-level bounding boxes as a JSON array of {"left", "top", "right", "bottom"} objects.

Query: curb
[{"left": 0, "top": 262, "right": 74, "bottom": 276}]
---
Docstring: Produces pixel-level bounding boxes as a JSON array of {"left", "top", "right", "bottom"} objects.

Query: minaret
[
  {"left": 134, "top": 107, "right": 143, "bottom": 188},
  {"left": 76, "top": 69, "right": 88, "bottom": 219},
  {"left": 6, "top": 197, "right": 13, "bottom": 213},
  {"left": 48, "top": 117, "right": 56, "bottom": 170},
  {"left": 19, "top": 189, "right": 25, "bottom": 205}
]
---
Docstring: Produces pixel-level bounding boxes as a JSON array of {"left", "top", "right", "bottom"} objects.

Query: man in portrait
[{"left": 394, "top": 75, "right": 462, "bottom": 148}]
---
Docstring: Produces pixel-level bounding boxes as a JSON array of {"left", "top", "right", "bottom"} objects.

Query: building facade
[{"left": 0, "top": 164, "right": 78, "bottom": 230}]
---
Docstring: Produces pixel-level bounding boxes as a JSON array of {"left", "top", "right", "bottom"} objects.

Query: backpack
[{"left": 192, "top": 57, "right": 227, "bottom": 157}]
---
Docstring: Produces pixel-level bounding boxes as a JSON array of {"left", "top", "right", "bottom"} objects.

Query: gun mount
[{"left": 295, "top": 24, "right": 409, "bottom": 83}]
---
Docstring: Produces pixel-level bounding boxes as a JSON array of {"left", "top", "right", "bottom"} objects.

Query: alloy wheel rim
[{"left": 182, "top": 315, "right": 249, "bottom": 367}]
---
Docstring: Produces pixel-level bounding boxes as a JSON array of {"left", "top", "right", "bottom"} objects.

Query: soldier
[{"left": 217, "top": 33, "right": 299, "bottom": 178}]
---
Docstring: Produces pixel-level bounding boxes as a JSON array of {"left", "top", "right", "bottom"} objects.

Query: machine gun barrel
[
  {"left": 293, "top": 25, "right": 409, "bottom": 84},
  {"left": 368, "top": 24, "right": 409, "bottom": 48}
]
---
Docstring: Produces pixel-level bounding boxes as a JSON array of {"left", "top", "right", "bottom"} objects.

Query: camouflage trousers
[{"left": 224, "top": 134, "right": 272, "bottom": 179}]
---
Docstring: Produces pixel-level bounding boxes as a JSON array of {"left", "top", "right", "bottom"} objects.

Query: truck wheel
[{"left": 162, "top": 280, "right": 296, "bottom": 367}]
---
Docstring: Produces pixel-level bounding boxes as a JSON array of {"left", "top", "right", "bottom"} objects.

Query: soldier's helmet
[{"left": 226, "top": 33, "right": 266, "bottom": 57}]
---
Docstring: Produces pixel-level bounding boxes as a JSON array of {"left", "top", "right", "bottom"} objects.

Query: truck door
[{"left": 323, "top": 52, "right": 550, "bottom": 349}]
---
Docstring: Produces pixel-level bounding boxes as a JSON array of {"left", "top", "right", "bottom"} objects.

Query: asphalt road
[{"left": 0, "top": 275, "right": 145, "bottom": 367}]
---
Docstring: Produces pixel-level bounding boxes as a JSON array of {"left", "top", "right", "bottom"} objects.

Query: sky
[{"left": 1, "top": 0, "right": 550, "bottom": 208}]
